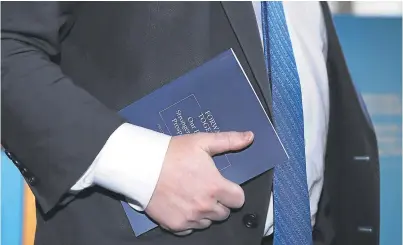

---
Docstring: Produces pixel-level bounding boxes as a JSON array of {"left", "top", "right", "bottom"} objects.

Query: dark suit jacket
[{"left": 1, "top": 2, "right": 379, "bottom": 245}]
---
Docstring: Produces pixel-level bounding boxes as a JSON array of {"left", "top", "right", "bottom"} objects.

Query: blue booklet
[{"left": 119, "top": 49, "right": 287, "bottom": 236}]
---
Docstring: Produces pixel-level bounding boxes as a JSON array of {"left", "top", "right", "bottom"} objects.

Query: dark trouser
[{"left": 262, "top": 233, "right": 325, "bottom": 245}]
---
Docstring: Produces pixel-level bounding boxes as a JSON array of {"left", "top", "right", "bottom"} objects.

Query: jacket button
[
  {"left": 5, "top": 150, "right": 14, "bottom": 160},
  {"left": 243, "top": 213, "right": 259, "bottom": 228},
  {"left": 21, "top": 167, "right": 28, "bottom": 175},
  {"left": 13, "top": 159, "right": 22, "bottom": 168},
  {"left": 4, "top": 150, "right": 22, "bottom": 168},
  {"left": 27, "top": 176, "right": 37, "bottom": 186}
]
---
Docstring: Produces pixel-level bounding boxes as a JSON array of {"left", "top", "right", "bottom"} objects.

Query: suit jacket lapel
[{"left": 221, "top": 1, "right": 273, "bottom": 118}]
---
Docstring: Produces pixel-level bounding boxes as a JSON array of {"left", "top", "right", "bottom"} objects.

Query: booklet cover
[{"left": 119, "top": 49, "right": 287, "bottom": 236}]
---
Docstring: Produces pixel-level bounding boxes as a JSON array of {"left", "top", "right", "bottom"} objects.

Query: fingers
[
  {"left": 165, "top": 202, "right": 229, "bottom": 235},
  {"left": 173, "top": 219, "right": 212, "bottom": 236},
  {"left": 173, "top": 203, "right": 231, "bottom": 235},
  {"left": 162, "top": 200, "right": 234, "bottom": 236},
  {"left": 152, "top": 131, "right": 250, "bottom": 236},
  {"left": 204, "top": 202, "right": 231, "bottom": 221},
  {"left": 215, "top": 177, "right": 245, "bottom": 209},
  {"left": 192, "top": 219, "right": 213, "bottom": 229},
  {"left": 202, "top": 131, "right": 254, "bottom": 156}
]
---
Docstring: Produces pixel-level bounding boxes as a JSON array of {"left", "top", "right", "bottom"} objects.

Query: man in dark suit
[{"left": 2, "top": 2, "right": 379, "bottom": 245}]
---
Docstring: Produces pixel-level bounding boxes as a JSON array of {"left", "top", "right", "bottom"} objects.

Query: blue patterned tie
[{"left": 261, "top": 2, "right": 313, "bottom": 244}]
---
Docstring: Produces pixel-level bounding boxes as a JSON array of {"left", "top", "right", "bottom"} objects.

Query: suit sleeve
[{"left": 1, "top": 2, "right": 125, "bottom": 213}]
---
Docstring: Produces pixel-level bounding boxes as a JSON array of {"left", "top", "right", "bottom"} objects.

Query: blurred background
[
  {"left": 330, "top": 2, "right": 402, "bottom": 245},
  {"left": 1, "top": 1, "right": 402, "bottom": 245}
]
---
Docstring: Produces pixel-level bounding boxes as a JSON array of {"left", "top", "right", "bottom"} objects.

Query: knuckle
[
  {"left": 222, "top": 131, "right": 234, "bottom": 149},
  {"left": 197, "top": 199, "right": 213, "bottom": 213},
  {"left": 214, "top": 131, "right": 225, "bottom": 140},
  {"left": 185, "top": 206, "right": 199, "bottom": 222},
  {"left": 208, "top": 182, "right": 221, "bottom": 197}
]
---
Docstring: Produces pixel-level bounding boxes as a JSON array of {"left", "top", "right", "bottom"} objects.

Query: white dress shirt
[{"left": 71, "top": 1, "right": 329, "bottom": 237}]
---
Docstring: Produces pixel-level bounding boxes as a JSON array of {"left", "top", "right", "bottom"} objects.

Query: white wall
[{"left": 329, "top": 1, "right": 402, "bottom": 16}]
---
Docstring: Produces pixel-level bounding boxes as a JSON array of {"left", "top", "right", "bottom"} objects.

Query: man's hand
[{"left": 145, "top": 131, "right": 254, "bottom": 235}]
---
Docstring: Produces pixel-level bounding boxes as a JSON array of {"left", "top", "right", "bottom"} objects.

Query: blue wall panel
[
  {"left": 334, "top": 16, "right": 402, "bottom": 245},
  {"left": 1, "top": 152, "right": 24, "bottom": 245}
]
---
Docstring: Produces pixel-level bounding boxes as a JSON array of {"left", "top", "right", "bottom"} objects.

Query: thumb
[{"left": 201, "top": 131, "right": 254, "bottom": 156}]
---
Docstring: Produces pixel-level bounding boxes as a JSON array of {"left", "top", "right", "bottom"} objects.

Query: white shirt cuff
[{"left": 71, "top": 123, "right": 171, "bottom": 211}]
